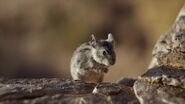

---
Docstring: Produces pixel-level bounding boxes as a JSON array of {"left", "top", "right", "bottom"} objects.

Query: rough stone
[
  {"left": 133, "top": 5, "right": 185, "bottom": 104},
  {"left": 116, "top": 77, "right": 136, "bottom": 87},
  {"left": 133, "top": 66, "right": 185, "bottom": 104},
  {"left": 141, "top": 66, "right": 185, "bottom": 88},
  {"left": 150, "top": 4, "right": 185, "bottom": 69},
  {"left": 0, "top": 78, "right": 139, "bottom": 104},
  {"left": 92, "top": 83, "right": 122, "bottom": 95},
  {"left": 134, "top": 79, "right": 185, "bottom": 104}
]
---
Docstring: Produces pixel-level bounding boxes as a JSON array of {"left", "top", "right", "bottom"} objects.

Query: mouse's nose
[{"left": 110, "top": 57, "right": 116, "bottom": 65}]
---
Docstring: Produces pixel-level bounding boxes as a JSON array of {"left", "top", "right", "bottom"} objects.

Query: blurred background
[{"left": 0, "top": 0, "right": 184, "bottom": 82}]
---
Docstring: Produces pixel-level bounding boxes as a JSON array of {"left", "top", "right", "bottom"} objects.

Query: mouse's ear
[
  {"left": 107, "top": 33, "right": 114, "bottom": 43},
  {"left": 90, "top": 34, "right": 97, "bottom": 47}
]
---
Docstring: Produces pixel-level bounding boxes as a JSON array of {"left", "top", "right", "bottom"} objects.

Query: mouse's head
[{"left": 89, "top": 33, "right": 116, "bottom": 66}]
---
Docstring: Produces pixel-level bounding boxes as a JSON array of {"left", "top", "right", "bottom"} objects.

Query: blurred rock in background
[{"left": 0, "top": 0, "right": 184, "bottom": 81}]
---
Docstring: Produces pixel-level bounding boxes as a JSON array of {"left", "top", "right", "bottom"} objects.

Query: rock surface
[
  {"left": 0, "top": 78, "right": 139, "bottom": 104},
  {"left": 134, "top": 79, "right": 185, "bottom": 104},
  {"left": 141, "top": 66, "right": 185, "bottom": 88},
  {"left": 150, "top": 4, "right": 185, "bottom": 69},
  {"left": 116, "top": 77, "right": 136, "bottom": 87},
  {"left": 134, "top": 66, "right": 185, "bottom": 104},
  {"left": 133, "top": 4, "right": 185, "bottom": 104}
]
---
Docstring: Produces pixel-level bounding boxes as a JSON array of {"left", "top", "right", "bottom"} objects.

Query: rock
[
  {"left": 150, "top": 4, "right": 185, "bottom": 69},
  {"left": 92, "top": 82, "right": 139, "bottom": 104},
  {"left": 134, "top": 66, "right": 185, "bottom": 104},
  {"left": 142, "top": 66, "right": 185, "bottom": 78},
  {"left": 134, "top": 64, "right": 185, "bottom": 104},
  {"left": 134, "top": 4, "right": 185, "bottom": 104},
  {"left": 141, "top": 66, "right": 185, "bottom": 88},
  {"left": 92, "top": 83, "right": 122, "bottom": 95},
  {"left": 116, "top": 77, "right": 136, "bottom": 87},
  {"left": 134, "top": 5, "right": 185, "bottom": 103},
  {"left": 0, "top": 78, "right": 139, "bottom": 104},
  {"left": 134, "top": 79, "right": 185, "bottom": 104},
  {"left": 0, "top": 78, "right": 96, "bottom": 100}
]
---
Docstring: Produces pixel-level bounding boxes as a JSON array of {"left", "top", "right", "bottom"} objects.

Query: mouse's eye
[{"left": 103, "top": 50, "right": 107, "bottom": 56}]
